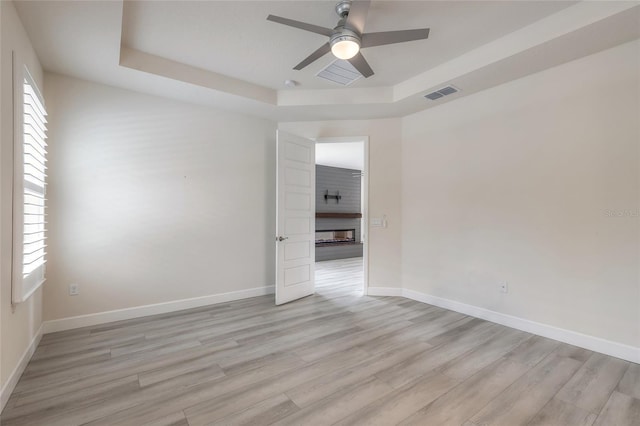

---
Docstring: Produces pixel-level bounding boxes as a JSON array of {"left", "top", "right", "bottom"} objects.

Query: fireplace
[{"left": 315, "top": 229, "right": 356, "bottom": 246}]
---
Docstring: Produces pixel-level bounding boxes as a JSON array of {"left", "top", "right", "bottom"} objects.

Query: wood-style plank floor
[{"left": 2, "top": 257, "right": 638, "bottom": 426}]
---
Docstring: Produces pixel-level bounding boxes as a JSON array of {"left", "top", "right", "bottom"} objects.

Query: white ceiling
[
  {"left": 316, "top": 142, "right": 364, "bottom": 171},
  {"left": 121, "top": 1, "right": 573, "bottom": 90},
  {"left": 13, "top": 1, "right": 640, "bottom": 121}
]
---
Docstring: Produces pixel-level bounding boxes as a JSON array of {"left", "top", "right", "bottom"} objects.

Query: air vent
[
  {"left": 316, "top": 60, "right": 362, "bottom": 86},
  {"left": 425, "top": 85, "right": 459, "bottom": 101}
]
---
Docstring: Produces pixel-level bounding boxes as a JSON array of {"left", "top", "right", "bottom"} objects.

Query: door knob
[{"left": 277, "top": 236, "right": 288, "bottom": 242}]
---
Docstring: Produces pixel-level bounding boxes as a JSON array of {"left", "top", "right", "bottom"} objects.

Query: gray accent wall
[
  {"left": 316, "top": 165, "right": 363, "bottom": 261},
  {"left": 316, "top": 165, "right": 362, "bottom": 214}
]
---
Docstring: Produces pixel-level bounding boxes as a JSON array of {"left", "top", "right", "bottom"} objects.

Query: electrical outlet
[
  {"left": 499, "top": 281, "right": 508, "bottom": 293},
  {"left": 69, "top": 284, "right": 79, "bottom": 296}
]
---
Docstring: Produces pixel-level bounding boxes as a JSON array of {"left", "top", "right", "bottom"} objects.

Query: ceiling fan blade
[
  {"left": 267, "top": 15, "right": 333, "bottom": 37},
  {"left": 348, "top": 52, "right": 374, "bottom": 78},
  {"left": 345, "top": 0, "right": 371, "bottom": 34},
  {"left": 361, "top": 28, "right": 430, "bottom": 48},
  {"left": 294, "top": 42, "right": 332, "bottom": 70}
]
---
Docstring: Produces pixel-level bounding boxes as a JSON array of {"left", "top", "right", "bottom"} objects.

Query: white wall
[
  {"left": 43, "top": 74, "right": 277, "bottom": 321},
  {"left": 402, "top": 40, "right": 640, "bottom": 348},
  {"left": 0, "top": 0, "right": 44, "bottom": 403},
  {"left": 278, "top": 119, "right": 402, "bottom": 289}
]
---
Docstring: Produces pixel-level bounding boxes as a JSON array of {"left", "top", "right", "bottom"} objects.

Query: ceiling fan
[{"left": 267, "top": 0, "right": 430, "bottom": 78}]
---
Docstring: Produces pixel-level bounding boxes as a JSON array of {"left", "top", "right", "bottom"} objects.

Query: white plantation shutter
[{"left": 13, "top": 69, "right": 48, "bottom": 302}]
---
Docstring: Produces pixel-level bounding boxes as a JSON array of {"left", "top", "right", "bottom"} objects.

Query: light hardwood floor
[{"left": 1, "top": 257, "right": 638, "bottom": 426}]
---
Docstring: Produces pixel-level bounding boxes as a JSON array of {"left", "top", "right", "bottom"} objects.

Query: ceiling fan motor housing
[
  {"left": 331, "top": 2, "right": 362, "bottom": 50},
  {"left": 330, "top": 27, "right": 361, "bottom": 48}
]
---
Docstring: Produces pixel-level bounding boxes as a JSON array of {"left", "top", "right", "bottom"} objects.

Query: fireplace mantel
[{"left": 316, "top": 213, "right": 362, "bottom": 219}]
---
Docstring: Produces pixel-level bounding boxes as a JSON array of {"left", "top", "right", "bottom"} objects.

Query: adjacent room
[
  {"left": 315, "top": 140, "right": 366, "bottom": 297},
  {"left": 1, "top": 1, "right": 638, "bottom": 425}
]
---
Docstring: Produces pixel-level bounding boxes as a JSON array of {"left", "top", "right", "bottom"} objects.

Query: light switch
[{"left": 371, "top": 218, "right": 383, "bottom": 227}]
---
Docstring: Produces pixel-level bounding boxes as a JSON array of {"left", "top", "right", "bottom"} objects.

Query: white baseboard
[
  {"left": 366, "top": 286, "right": 403, "bottom": 297},
  {"left": 402, "top": 288, "right": 640, "bottom": 364},
  {"left": 43, "top": 286, "right": 275, "bottom": 334},
  {"left": 1, "top": 323, "right": 43, "bottom": 412}
]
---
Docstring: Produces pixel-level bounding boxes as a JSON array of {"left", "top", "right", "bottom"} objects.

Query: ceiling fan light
[{"left": 331, "top": 37, "right": 360, "bottom": 60}]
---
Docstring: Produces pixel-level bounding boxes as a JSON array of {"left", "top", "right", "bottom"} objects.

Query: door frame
[{"left": 314, "top": 136, "right": 370, "bottom": 295}]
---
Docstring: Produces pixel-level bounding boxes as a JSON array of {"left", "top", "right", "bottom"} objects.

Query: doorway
[{"left": 314, "top": 137, "right": 368, "bottom": 297}]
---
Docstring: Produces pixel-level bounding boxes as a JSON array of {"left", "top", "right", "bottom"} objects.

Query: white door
[{"left": 275, "top": 131, "right": 315, "bottom": 305}]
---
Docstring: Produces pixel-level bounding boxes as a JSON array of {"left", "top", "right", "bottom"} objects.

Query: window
[{"left": 13, "top": 68, "right": 48, "bottom": 303}]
